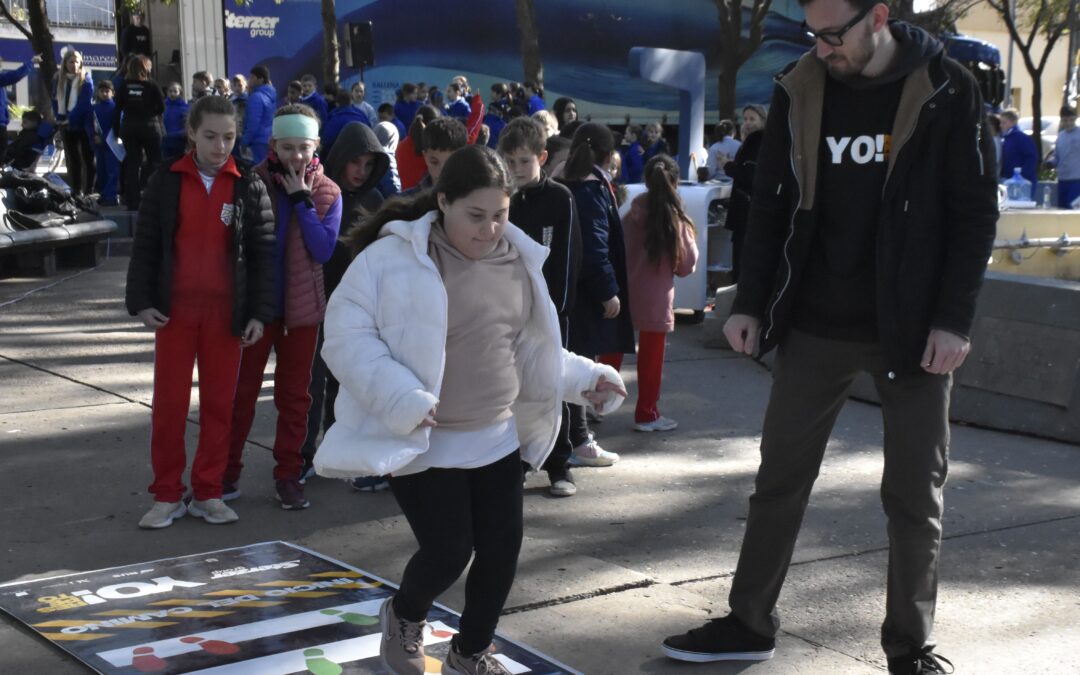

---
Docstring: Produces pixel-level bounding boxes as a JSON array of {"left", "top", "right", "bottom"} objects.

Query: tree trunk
[
  {"left": 717, "top": 68, "right": 738, "bottom": 124},
  {"left": 321, "top": 0, "right": 340, "bottom": 89},
  {"left": 1031, "top": 77, "right": 1044, "bottom": 168},
  {"left": 26, "top": 0, "right": 55, "bottom": 113},
  {"left": 514, "top": 0, "right": 543, "bottom": 89}
]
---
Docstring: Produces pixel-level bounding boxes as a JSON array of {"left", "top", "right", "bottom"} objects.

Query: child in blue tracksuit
[
  {"left": 88, "top": 80, "right": 120, "bottom": 205},
  {"left": 162, "top": 83, "right": 190, "bottom": 158}
]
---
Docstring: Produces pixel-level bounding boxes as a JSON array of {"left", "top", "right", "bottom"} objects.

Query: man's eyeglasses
[{"left": 802, "top": 5, "right": 874, "bottom": 47}]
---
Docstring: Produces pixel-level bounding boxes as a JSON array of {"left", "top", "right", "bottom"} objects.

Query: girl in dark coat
[
  {"left": 722, "top": 104, "right": 767, "bottom": 282},
  {"left": 561, "top": 122, "right": 634, "bottom": 467}
]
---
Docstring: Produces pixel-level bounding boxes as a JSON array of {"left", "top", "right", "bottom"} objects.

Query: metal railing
[{"left": 8, "top": 0, "right": 116, "bottom": 31}]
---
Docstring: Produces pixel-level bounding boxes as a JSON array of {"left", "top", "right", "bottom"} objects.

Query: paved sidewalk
[{"left": 1, "top": 256, "right": 1079, "bottom": 674}]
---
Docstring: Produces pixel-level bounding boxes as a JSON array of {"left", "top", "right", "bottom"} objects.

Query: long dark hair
[
  {"left": 407, "top": 104, "right": 442, "bottom": 156},
  {"left": 552, "top": 97, "right": 576, "bottom": 130},
  {"left": 561, "top": 122, "right": 614, "bottom": 183},
  {"left": 347, "top": 144, "right": 514, "bottom": 255},
  {"left": 643, "top": 154, "right": 695, "bottom": 268}
]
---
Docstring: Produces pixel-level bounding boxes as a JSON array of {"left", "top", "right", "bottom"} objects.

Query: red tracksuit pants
[
  {"left": 226, "top": 320, "right": 318, "bottom": 484},
  {"left": 597, "top": 331, "right": 666, "bottom": 423},
  {"left": 149, "top": 300, "right": 241, "bottom": 503},
  {"left": 633, "top": 331, "right": 666, "bottom": 423}
]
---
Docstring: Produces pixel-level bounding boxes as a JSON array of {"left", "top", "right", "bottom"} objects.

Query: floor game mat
[{"left": 0, "top": 541, "right": 580, "bottom": 674}]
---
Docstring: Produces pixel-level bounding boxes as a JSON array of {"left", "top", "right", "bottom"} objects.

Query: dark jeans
[
  {"left": 567, "top": 403, "right": 590, "bottom": 449},
  {"left": 727, "top": 330, "right": 950, "bottom": 658},
  {"left": 541, "top": 402, "right": 573, "bottom": 475},
  {"left": 390, "top": 450, "right": 524, "bottom": 655},
  {"left": 61, "top": 128, "right": 95, "bottom": 195},
  {"left": 121, "top": 121, "right": 162, "bottom": 210}
]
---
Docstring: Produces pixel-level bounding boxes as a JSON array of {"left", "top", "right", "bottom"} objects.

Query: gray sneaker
[
  {"left": 379, "top": 596, "right": 426, "bottom": 674},
  {"left": 188, "top": 498, "right": 239, "bottom": 524},
  {"left": 442, "top": 644, "right": 513, "bottom": 675},
  {"left": 138, "top": 501, "right": 187, "bottom": 529}
]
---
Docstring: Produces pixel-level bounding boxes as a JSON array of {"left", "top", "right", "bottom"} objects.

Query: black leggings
[
  {"left": 390, "top": 450, "right": 523, "bottom": 655},
  {"left": 62, "top": 128, "right": 95, "bottom": 195},
  {"left": 121, "top": 121, "right": 162, "bottom": 210}
]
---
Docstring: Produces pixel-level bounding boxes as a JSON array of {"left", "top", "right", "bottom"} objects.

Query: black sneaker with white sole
[
  {"left": 886, "top": 646, "right": 954, "bottom": 674},
  {"left": 661, "top": 614, "right": 775, "bottom": 663}
]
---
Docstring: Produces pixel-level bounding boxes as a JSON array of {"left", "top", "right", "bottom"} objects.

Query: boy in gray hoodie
[{"left": 302, "top": 121, "right": 391, "bottom": 482}]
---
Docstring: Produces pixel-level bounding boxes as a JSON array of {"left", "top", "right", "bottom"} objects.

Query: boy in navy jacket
[{"left": 88, "top": 80, "right": 121, "bottom": 205}]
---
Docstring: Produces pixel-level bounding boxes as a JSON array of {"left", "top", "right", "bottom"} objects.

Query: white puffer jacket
[{"left": 315, "top": 211, "right": 625, "bottom": 478}]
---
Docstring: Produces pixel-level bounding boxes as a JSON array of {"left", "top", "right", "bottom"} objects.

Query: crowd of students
[{"left": 114, "top": 55, "right": 725, "bottom": 673}]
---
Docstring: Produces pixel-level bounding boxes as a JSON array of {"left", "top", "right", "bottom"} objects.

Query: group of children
[{"left": 123, "top": 68, "right": 700, "bottom": 674}]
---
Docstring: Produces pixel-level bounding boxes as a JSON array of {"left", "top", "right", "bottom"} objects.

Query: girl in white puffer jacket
[{"left": 316, "top": 145, "right": 625, "bottom": 675}]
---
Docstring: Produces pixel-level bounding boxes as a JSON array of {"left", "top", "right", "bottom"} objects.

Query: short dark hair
[
  {"left": 192, "top": 70, "right": 213, "bottom": 85},
  {"left": 188, "top": 94, "right": 236, "bottom": 133},
  {"left": 21, "top": 109, "right": 42, "bottom": 125},
  {"left": 402, "top": 82, "right": 418, "bottom": 95},
  {"left": 96, "top": 79, "right": 114, "bottom": 91},
  {"left": 1061, "top": 105, "right": 1078, "bottom": 118},
  {"left": 497, "top": 117, "right": 547, "bottom": 157},
  {"left": 288, "top": 80, "right": 303, "bottom": 93},
  {"left": 250, "top": 65, "right": 270, "bottom": 83},
  {"left": 448, "top": 82, "right": 462, "bottom": 95},
  {"left": 422, "top": 117, "right": 468, "bottom": 153},
  {"left": 378, "top": 102, "right": 394, "bottom": 115}
]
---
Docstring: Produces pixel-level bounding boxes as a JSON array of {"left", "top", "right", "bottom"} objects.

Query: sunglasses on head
[{"left": 802, "top": 4, "right": 874, "bottom": 47}]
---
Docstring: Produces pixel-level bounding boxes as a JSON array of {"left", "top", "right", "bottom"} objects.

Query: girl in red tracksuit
[
  {"left": 621, "top": 154, "right": 698, "bottom": 433},
  {"left": 226, "top": 103, "right": 342, "bottom": 510},
  {"left": 125, "top": 95, "right": 276, "bottom": 530}
]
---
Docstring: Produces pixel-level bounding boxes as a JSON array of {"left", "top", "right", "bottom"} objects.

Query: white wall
[{"left": 178, "top": 0, "right": 225, "bottom": 87}]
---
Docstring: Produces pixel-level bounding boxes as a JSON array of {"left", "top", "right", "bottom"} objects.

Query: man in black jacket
[{"left": 662, "top": 1, "right": 997, "bottom": 673}]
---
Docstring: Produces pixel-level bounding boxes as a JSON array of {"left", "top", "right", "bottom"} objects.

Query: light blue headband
[{"left": 272, "top": 114, "right": 320, "bottom": 140}]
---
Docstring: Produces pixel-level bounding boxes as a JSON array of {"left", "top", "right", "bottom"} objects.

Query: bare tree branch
[{"left": 0, "top": 0, "right": 34, "bottom": 41}]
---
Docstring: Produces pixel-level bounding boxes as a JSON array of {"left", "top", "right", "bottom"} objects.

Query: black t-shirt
[
  {"left": 114, "top": 79, "right": 165, "bottom": 130},
  {"left": 121, "top": 25, "right": 152, "bottom": 57},
  {"left": 791, "top": 74, "right": 904, "bottom": 342}
]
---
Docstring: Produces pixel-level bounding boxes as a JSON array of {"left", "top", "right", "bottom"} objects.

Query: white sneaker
[
  {"left": 188, "top": 498, "right": 239, "bottom": 524},
  {"left": 138, "top": 500, "right": 187, "bottom": 529},
  {"left": 569, "top": 439, "right": 619, "bottom": 467},
  {"left": 634, "top": 416, "right": 679, "bottom": 432}
]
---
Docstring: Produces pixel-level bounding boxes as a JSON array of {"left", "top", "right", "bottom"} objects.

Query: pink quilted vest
[{"left": 256, "top": 163, "right": 341, "bottom": 328}]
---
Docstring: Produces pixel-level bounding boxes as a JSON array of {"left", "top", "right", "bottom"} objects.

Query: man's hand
[
  {"left": 137, "top": 308, "right": 169, "bottom": 329},
  {"left": 723, "top": 313, "right": 760, "bottom": 356},
  {"left": 602, "top": 296, "right": 621, "bottom": 319},
  {"left": 921, "top": 329, "right": 971, "bottom": 375},
  {"left": 241, "top": 319, "right": 264, "bottom": 347}
]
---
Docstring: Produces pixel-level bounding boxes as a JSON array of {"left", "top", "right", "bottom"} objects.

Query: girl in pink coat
[{"left": 621, "top": 154, "right": 699, "bottom": 432}]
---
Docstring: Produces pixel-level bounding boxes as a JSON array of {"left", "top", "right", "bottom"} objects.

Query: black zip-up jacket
[
  {"left": 125, "top": 156, "right": 277, "bottom": 335},
  {"left": 510, "top": 171, "right": 582, "bottom": 328},
  {"left": 731, "top": 22, "right": 999, "bottom": 376}
]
